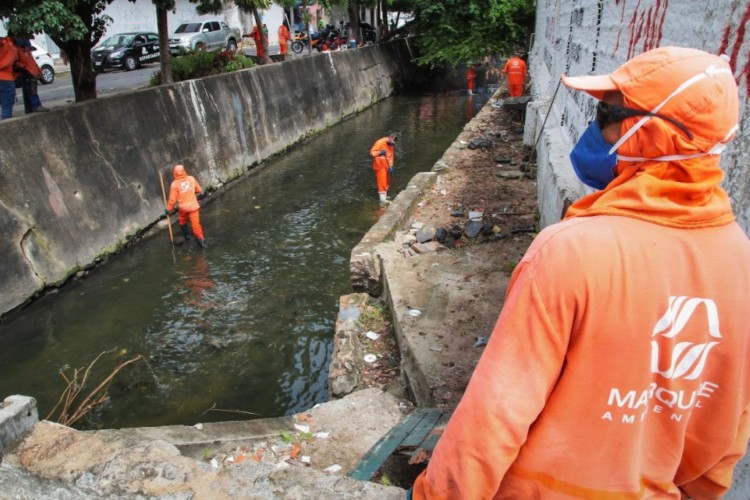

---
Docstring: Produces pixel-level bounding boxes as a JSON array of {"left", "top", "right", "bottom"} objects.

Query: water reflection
[{"left": 0, "top": 91, "right": 487, "bottom": 428}]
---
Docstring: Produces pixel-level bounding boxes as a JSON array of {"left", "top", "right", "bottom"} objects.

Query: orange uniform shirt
[
  {"left": 0, "top": 37, "right": 19, "bottom": 81},
  {"left": 167, "top": 172, "right": 202, "bottom": 214},
  {"left": 369, "top": 137, "right": 394, "bottom": 172},
  {"left": 413, "top": 154, "right": 750, "bottom": 498},
  {"left": 503, "top": 56, "right": 527, "bottom": 85}
]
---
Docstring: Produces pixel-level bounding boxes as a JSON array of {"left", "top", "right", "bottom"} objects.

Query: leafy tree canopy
[
  {"left": 407, "top": 0, "right": 535, "bottom": 67},
  {"left": 0, "top": 0, "right": 90, "bottom": 40}
]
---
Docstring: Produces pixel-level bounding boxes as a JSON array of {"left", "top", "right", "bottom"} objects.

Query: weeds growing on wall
[{"left": 150, "top": 50, "right": 255, "bottom": 85}]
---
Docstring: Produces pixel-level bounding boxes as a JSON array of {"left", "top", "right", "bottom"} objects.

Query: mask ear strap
[{"left": 607, "top": 66, "right": 734, "bottom": 156}]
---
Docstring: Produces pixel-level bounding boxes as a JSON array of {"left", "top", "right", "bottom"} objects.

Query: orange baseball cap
[{"left": 562, "top": 46, "right": 739, "bottom": 148}]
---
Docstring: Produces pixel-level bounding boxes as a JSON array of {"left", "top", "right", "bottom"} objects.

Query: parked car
[
  {"left": 30, "top": 41, "right": 55, "bottom": 84},
  {"left": 169, "top": 21, "right": 240, "bottom": 55},
  {"left": 91, "top": 32, "right": 160, "bottom": 72}
]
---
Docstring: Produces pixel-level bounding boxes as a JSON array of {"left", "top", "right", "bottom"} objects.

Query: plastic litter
[
  {"left": 407, "top": 309, "right": 422, "bottom": 317},
  {"left": 366, "top": 331, "right": 380, "bottom": 340},
  {"left": 294, "top": 424, "right": 310, "bottom": 433},
  {"left": 364, "top": 354, "right": 377, "bottom": 363},
  {"left": 324, "top": 464, "right": 342, "bottom": 473},
  {"left": 474, "top": 336, "right": 488, "bottom": 347}
]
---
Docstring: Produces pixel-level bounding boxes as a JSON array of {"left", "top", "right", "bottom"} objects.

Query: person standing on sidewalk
[
  {"left": 13, "top": 36, "right": 48, "bottom": 113},
  {"left": 0, "top": 36, "right": 19, "bottom": 119},
  {"left": 166, "top": 164, "right": 206, "bottom": 248},
  {"left": 369, "top": 132, "right": 397, "bottom": 203},
  {"left": 278, "top": 21, "right": 291, "bottom": 61},
  {"left": 412, "top": 47, "right": 750, "bottom": 499}
]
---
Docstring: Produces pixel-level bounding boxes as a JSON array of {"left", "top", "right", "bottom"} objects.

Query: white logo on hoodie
[{"left": 650, "top": 296, "right": 721, "bottom": 380}]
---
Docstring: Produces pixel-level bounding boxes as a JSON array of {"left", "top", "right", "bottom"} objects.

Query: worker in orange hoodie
[
  {"left": 278, "top": 21, "right": 291, "bottom": 61},
  {"left": 369, "top": 132, "right": 397, "bottom": 203},
  {"left": 247, "top": 24, "right": 264, "bottom": 59},
  {"left": 166, "top": 164, "right": 205, "bottom": 248},
  {"left": 0, "top": 36, "right": 20, "bottom": 119},
  {"left": 412, "top": 47, "right": 750, "bottom": 499},
  {"left": 502, "top": 52, "right": 527, "bottom": 97},
  {"left": 466, "top": 64, "right": 476, "bottom": 95}
]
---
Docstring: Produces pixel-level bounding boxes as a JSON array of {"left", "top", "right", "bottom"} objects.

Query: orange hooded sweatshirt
[
  {"left": 167, "top": 164, "right": 202, "bottom": 214},
  {"left": 413, "top": 48, "right": 750, "bottom": 499},
  {"left": 0, "top": 37, "right": 19, "bottom": 82}
]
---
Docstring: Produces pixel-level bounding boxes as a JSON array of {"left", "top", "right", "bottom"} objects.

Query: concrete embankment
[{"left": 0, "top": 39, "right": 419, "bottom": 317}]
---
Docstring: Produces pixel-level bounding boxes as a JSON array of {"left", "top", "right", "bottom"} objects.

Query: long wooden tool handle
[{"left": 159, "top": 171, "right": 175, "bottom": 245}]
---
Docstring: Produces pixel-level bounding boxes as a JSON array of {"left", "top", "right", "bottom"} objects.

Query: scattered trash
[
  {"left": 468, "top": 210, "right": 483, "bottom": 221},
  {"left": 430, "top": 346, "right": 443, "bottom": 352},
  {"left": 464, "top": 220, "right": 483, "bottom": 238},
  {"left": 451, "top": 204, "right": 466, "bottom": 217},
  {"left": 407, "top": 309, "right": 422, "bottom": 317},
  {"left": 314, "top": 432, "right": 330, "bottom": 439},
  {"left": 324, "top": 464, "right": 342, "bottom": 473},
  {"left": 294, "top": 424, "right": 310, "bottom": 433},
  {"left": 301, "top": 456, "right": 311, "bottom": 464},
  {"left": 474, "top": 336, "right": 488, "bottom": 347},
  {"left": 194, "top": 423, "right": 204, "bottom": 430},
  {"left": 364, "top": 354, "right": 378, "bottom": 363},
  {"left": 272, "top": 443, "right": 293, "bottom": 453},
  {"left": 365, "top": 331, "right": 380, "bottom": 340},
  {"left": 210, "top": 458, "right": 219, "bottom": 469},
  {"left": 468, "top": 138, "right": 492, "bottom": 149}
]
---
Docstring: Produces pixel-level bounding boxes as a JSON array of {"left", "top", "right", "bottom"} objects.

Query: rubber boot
[
  {"left": 378, "top": 192, "right": 388, "bottom": 203},
  {"left": 180, "top": 224, "right": 190, "bottom": 240},
  {"left": 197, "top": 238, "right": 207, "bottom": 249}
]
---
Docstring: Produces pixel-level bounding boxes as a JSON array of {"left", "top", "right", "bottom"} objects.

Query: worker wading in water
[
  {"left": 466, "top": 65, "right": 477, "bottom": 95},
  {"left": 166, "top": 164, "right": 206, "bottom": 248},
  {"left": 369, "top": 132, "right": 397, "bottom": 203}
]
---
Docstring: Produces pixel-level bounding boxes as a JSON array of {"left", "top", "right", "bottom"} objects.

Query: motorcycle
[
  {"left": 341, "top": 21, "right": 376, "bottom": 44},
  {"left": 291, "top": 29, "right": 327, "bottom": 53}
]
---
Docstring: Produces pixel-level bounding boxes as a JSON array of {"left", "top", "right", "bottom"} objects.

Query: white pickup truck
[{"left": 169, "top": 20, "right": 241, "bottom": 55}]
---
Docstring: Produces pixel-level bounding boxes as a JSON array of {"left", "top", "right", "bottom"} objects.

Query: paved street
[{"left": 12, "top": 42, "right": 311, "bottom": 114}]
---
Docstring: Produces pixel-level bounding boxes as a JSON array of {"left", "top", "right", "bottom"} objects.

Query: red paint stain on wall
[
  {"left": 625, "top": 0, "right": 669, "bottom": 59},
  {"left": 720, "top": 1, "right": 750, "bottom": 91}
]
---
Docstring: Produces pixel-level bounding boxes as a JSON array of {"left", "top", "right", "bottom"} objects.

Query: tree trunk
[
  {"left": 347, "top": 2, "right": 359, "bottom": 45},
  {"left": 252, "top": 7, "right": 271, "bottom": 65},
  {"left": 156, "top": 6, "right": 173, "bottom": 84},
  {"left": 56, "top": 40, "right": 97, "bottom": 101}
]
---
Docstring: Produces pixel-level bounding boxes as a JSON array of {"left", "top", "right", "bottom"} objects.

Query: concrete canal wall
[
  {"left": 0, "top": 39, "right": 419, "bottom": 317},
  {"left": 525, "top": 0, "right": 750, "bottom": 232}
]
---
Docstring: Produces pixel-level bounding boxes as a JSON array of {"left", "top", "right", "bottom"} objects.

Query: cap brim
[{"left": 561, "top": 73, "right": 617, "bottom": 100}]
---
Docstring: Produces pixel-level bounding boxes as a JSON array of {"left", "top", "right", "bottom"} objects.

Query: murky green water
[{"left": 0, "top": 90, "right": 489, "bottom": 429}]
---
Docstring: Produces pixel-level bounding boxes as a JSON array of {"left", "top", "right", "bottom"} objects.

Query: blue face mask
[{"left": 569, "top": 121, "right": 618, "bottom": 190}]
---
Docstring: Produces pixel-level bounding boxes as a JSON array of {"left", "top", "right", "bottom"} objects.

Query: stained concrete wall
[
  {"left": 0, "top": 40, "right": 419, "bottom": 317},
  {"left": 526, "top": 0, "right": 750, "bottom": 232}
]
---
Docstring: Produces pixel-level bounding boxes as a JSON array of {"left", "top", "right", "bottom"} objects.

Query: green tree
[
  {"left": 409, "top": 0, "right": 535, "bottom": 67},
  {"left": 1, "top": 0, "right": 111, "bottom": 101}
]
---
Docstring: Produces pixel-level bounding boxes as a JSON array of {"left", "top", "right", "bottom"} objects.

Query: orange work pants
[
  {"left": 509, "top": 83, "right": 523, "bottom": 97},
  {"left": 178, "top": 209, "right": 204, "bottom": 240},
  {"left": 375, "top": 169, "right": 389, "bottom": 194}
]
